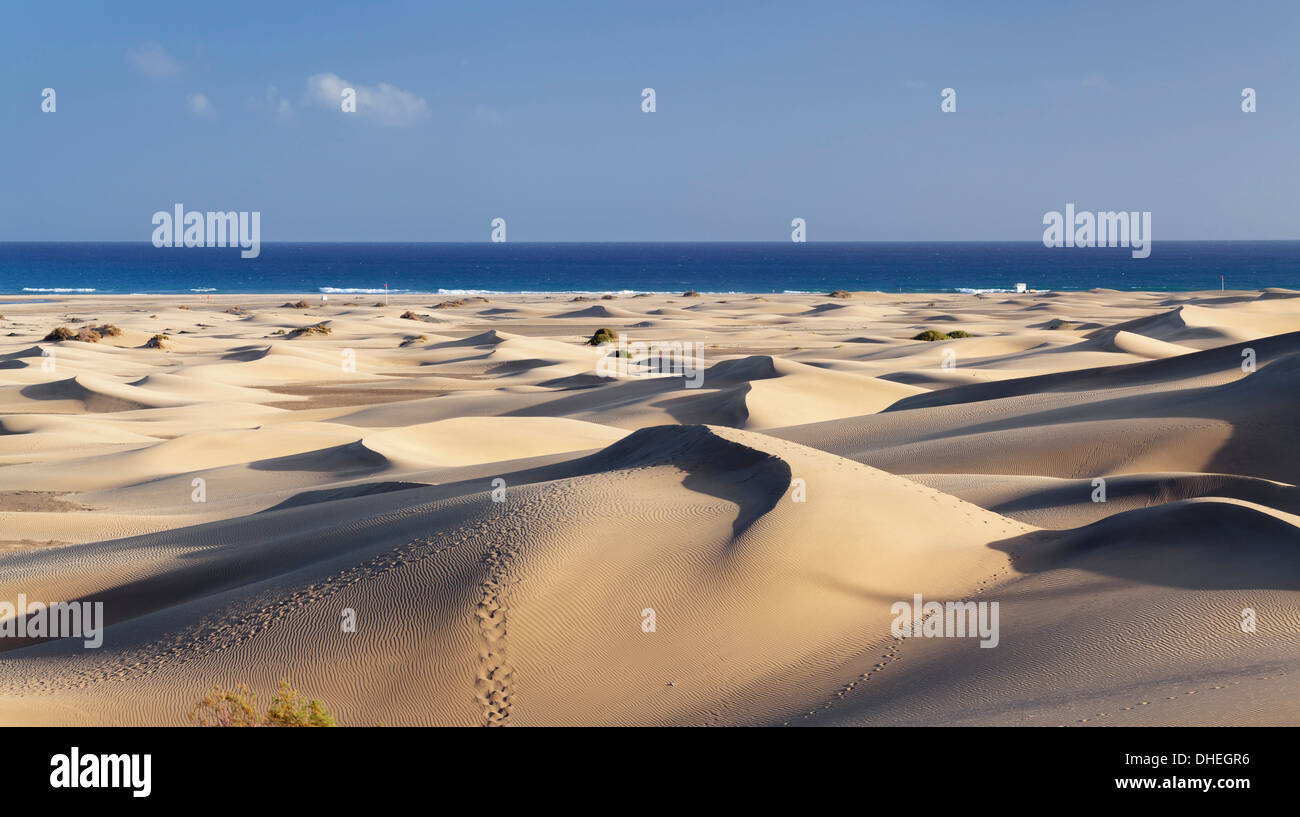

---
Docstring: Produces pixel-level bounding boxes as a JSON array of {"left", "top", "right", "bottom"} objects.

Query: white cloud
[
  {"left": 126, "top": 42, "right": 181, "bottom": 78},
  {"left": 186, "top": 93, "right": 216, "bottom": 120},
  {"left": 305, "top": 72, "right": 431, "bottom": 127}
]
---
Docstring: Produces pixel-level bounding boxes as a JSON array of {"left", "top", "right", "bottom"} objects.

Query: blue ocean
[{"left": 1, "top": 242, "right": 1297, "bottom": 295}]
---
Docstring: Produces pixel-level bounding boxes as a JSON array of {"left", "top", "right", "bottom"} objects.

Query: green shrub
[
  {"left": 189, "top": 679, "right": 336, "bottom": 727},
  {"left": 911, "top": 329, "right": 951, "bottom": 341},
  {"left": 263, "top": 680, "right": 337, "bottom": 727},
  {"left": 585, "top": 327, "right": 619, "bottom": 345}
]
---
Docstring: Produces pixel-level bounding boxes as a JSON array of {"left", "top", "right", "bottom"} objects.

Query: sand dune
[{"left": 0, "top": 289, "right": 1297, "bottom": 726}]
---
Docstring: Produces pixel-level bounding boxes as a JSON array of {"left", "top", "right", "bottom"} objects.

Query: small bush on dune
[
  {"left": 281, "top": 300, "right": 311, "bottom": 309},
  {"left": 945, "top": 330, "right": 973, "bottom": 338},
  {"left": 95, "top": 324, "right": 122, "bottom": 337},
  {"left": 189, "top": 680, "right": 335, "bottom": 727},
  {"left": 188, "top": 683, "right": 260, "bottom": 727},
  {"left": 828, "top": 290, "right": 852, "bottom": 299},
  {"left": 912, "top": 329, "right": 951, "bottom": 341},
  {"left": 400, "top": 334, "right": 427, "bottom": 346},
  {"left": 263, "top": 680, "right": 337, "bottom": 727},
  {"left": 74, "top": 328, "right": 103, "bottom": 343},
  {"left": 145, "top": 334, "right": 170, "bottom": 349},
  {"left": 681, "top": 290, "right": 701, "bottom": 297},
  {"left": 585, "top": 327, "right": 619, "bottom": 346},
  {"left": 43, "top": 326, "right": 77, "bottom": 341},
  {"left": 287, "top": 322, "right": 332, "bottom": 338}
]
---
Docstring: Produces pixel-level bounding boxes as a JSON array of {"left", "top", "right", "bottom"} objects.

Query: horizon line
[{"left": 3, "top": 239, "right": 1300, "bottom": 246}]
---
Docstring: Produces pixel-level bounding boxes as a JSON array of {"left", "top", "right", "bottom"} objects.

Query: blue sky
[{"left": 3, "top": 0, "right": 1297, "bottom": 241}]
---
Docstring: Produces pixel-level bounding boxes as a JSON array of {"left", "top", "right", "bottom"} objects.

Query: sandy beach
[{"left": 0, "top": 287, "right": 1297, "bottom": 726}]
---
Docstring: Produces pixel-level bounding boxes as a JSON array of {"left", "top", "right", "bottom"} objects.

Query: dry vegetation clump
[
  {"left": 281, "top": 300, "right": 311, "bottom": 309},
  {"left": 43, "top": 326, "right": 77, "bottom": 341},
  {"left": 431, "top": 296, "right": 487, "bottom": 309},
  {"left": 145, "top": 334, "right": 170, "bottom": 349},
  {"left": 400, "top": 310, "right": 439, "bottom": 323},
  {"left": 828, "top": 290, "right": 852, "bottom": 298},
  {"left": 287, "top": 322, "right": 332, "bottom": 338},
  {"left": 400, "top": 334, "right": 427, "bottom": 347},
  {"left": 571, "top": 296, "right": 592, "bottom": 302},
  {"left": 188, "top": 679, "right": 336, "bottom": 727},
  {"left": 681, "top": 290, "right": 701, "bottom": 297},
  {"left": 46, "top": 323, "right": 122, "bottom": 343},
  {"left": 912, "top": 329, "right": 973, "bottom": 341}
]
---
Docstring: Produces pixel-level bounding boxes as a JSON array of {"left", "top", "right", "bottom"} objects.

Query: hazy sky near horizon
[{"left": 3, "top": 1, "right": 1298, "bottom": 242}]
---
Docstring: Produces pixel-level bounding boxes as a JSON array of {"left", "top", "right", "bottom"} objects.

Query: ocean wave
[
  {"left": 318, "top": 287, "right": 415, "bottom": 294},
  {"left": 954, "top": 287, "right": 1050, "bottom": 294},
  {"left": 22, "top": 287, "right": 96, "bottom": 293},
  {"left": 191, "top": 287, "right": 218, "bottom": 292}
]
